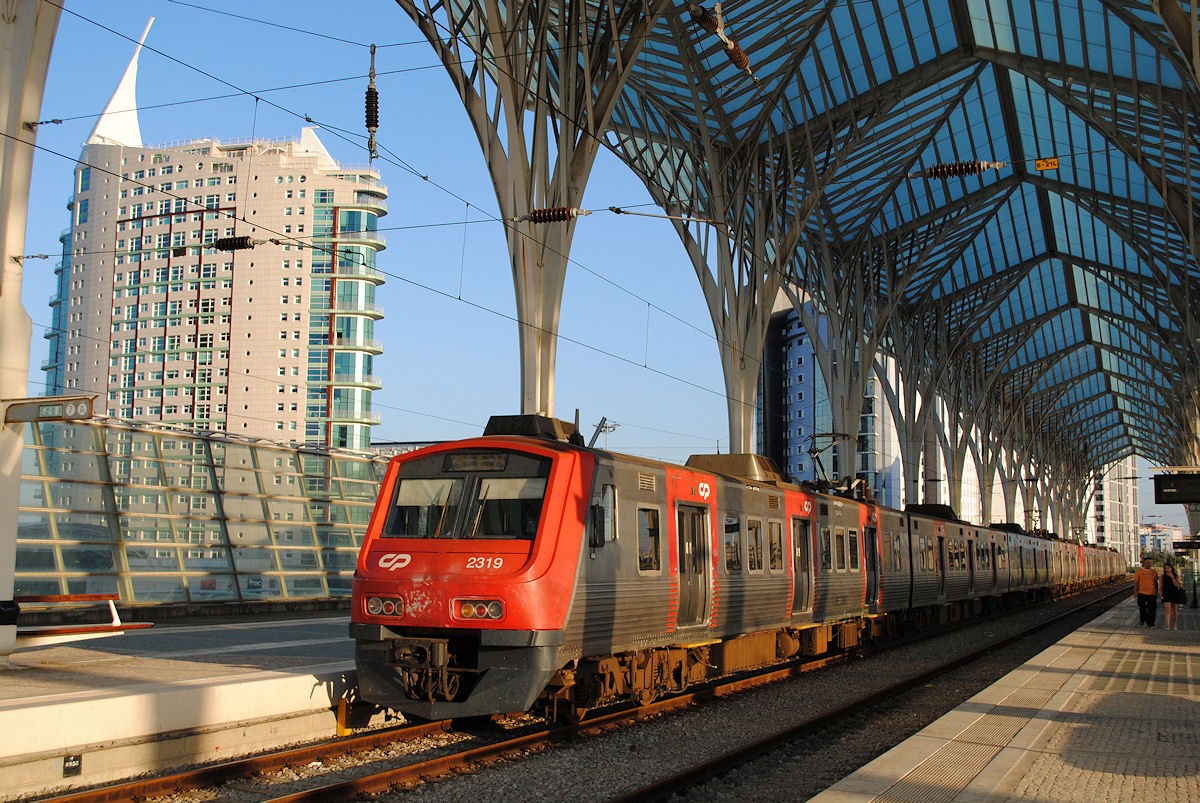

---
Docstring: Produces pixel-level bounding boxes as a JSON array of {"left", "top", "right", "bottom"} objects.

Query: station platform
[
  {"left": 0, "top": 613, "right": 357, "bottom": 800},
  {"left": 813, "top": 598, "right": 1200, "bottom": 802}
]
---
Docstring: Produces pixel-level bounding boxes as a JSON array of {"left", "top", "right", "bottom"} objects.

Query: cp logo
[
  {"left": 378, "top": 553, "right": 412, "bottom": 571},
  {"left": 802, "top": 500, "right": 812, "bottom": 514},
  {"left": 697, "top": 482, "right": 711, "bottom": 500}
]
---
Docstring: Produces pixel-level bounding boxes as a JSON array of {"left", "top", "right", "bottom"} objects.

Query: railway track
[{"left": 39, "top": 583, "right": 1128, "bottom": 803}]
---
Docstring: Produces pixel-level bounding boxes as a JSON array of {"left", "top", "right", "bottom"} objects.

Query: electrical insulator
[
  {"left": 366, "top": 86, "right": 379, "bottom": 132},
  {"left": 687, "top": 2, "right": 718, "bottom": 33},
  {"left": 909, "top": 159, "right": 1008, "bottom": 179},
  {"left": 215, "top": 236, "right": 254, "bottom": 252},
  {"left": 726, "top": 41, "right": 750, "bottom": 72},
  {"left": 524, "top": 207, "right": 591, "bottom": 223},
  {"left": 366, "top": 44, "right": 379, "bottom": 163}
]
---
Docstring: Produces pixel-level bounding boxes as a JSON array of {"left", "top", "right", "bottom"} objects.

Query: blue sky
[{"left": 19, "top": 1, "right": 1188, "bottom": 531}]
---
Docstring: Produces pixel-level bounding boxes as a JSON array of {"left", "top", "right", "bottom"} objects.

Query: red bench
[{"left": 14, "top": 593, "right": 153, "bottom": 647}]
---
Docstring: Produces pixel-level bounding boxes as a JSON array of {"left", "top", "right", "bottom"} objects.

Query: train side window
[
  {"left": 767, "top": 521, "right": 784, "bottom": 571},
  {"left": 747, "top": 519, "right": 763, "bottom": 572},
  {"left": 834, "top": 527, "right": 847, "bottom": 571},
  {"left": 892, "top": 534, "right": 903, "bottom": 570},
  {"left": 820, "top": 527, "right": 832, "bottom": 570},
  {"left": 848, "top": 529, "right": 860, "bottom": 571},
  {"left": 600, "top": 484, "right": 617, "bottom": 543},
  {"left": 918, "top": 536, "right": 927, "bottom": 570},
  {"left": 636, "top": 507, "right": 661, "bottom": 573},
  {"left": 724, "top": 515, "right": 743, "bottom": 573},
  {"left": 926, "top": 539, "right": 936, "bottom": 572}
]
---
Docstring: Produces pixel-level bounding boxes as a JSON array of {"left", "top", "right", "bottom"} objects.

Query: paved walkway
[{"left": 812, "top": 598, "right": 1200, "bottom": 802}]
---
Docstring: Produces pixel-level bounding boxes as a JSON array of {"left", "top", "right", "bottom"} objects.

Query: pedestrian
[
  {"left": 1134, "top": 557, "right": 1159, "bottom": 627},
  {"left": 1161, "top": 562, "right": 1186, "bottom": 630}
]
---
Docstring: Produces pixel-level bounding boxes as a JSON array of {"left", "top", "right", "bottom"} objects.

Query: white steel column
[
  {"left": 0, "top": 1, "right": 61, "bottom": 662},
  {"left": 396, "top": 0, "right": 669, "bottom": 418}
]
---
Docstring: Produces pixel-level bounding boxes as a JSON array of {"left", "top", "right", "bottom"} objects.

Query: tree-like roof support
[{"left": 395, "top": 0, "right": 670, "bottom": 417}]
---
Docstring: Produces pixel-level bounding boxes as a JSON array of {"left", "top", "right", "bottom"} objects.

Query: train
[{"left": 350, "top": 415, "right": 1125, "bottom": 722}]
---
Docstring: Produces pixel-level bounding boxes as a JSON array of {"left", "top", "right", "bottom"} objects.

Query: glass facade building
[{"left": 15, "top": 419, "right": 388, "bottom": 603}]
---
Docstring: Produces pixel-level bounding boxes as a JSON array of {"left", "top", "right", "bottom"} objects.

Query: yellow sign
[{"left": 1035, "top": 157, "right": 1059, "bottom": 171}]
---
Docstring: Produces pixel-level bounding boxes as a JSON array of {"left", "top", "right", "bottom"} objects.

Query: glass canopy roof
[{"left": 606, "top": 0, "right": 1200, "bottom": 474}]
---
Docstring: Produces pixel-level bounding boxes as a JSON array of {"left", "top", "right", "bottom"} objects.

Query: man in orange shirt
[{"left": 1134, "top": 557, "right": 1159, "bottom": 627}]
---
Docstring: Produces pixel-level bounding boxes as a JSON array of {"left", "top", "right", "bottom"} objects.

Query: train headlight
[
  {"left": 365, "top": 595, "right": 403, "bottom": 617},
  {"left": 452, "top": 598, "right": 504, "bottom": 621}
]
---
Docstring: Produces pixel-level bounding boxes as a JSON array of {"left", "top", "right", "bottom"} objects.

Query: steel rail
[{"left": 38, "top": 719, "right": 453, "bottom": 803}]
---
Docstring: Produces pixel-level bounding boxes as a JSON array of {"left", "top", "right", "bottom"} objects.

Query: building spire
[{"left": 86, "top": 17, "right": 153, "bottom": 148}]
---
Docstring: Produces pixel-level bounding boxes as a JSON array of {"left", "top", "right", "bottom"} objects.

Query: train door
[
  {"left": 967, "top": 538, "right": 975, "bottom": 592},
  {"left": 937, "top": 535, "right": 947, "bottom": 595},
  {"left": 676, "top": 503, "right": 709, "bottom": 627},
  {"left": 864, "top": 525, "right": 878, "bottom": 605},
  {"left": 791, "top": 516, "right": 812, "bottom": 613}
]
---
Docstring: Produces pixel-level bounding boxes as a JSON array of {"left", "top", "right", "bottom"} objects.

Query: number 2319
[{"left": 466, "top": 556, "right": 504, "bottom": 569}]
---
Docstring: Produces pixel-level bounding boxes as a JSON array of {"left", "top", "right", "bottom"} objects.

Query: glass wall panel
[
  {"left": 187, "top": 574, "right": 239, "bottom": 600},
  {"left": 54, "top": 512, "right": 115, "bottom": 542},
  {"left": 17, "top": 419, "right": 389, "bottom": 604},
  {"left": 16, "top": 545, "right": 57, "bottom": 571},
  {"left": 224, "top": 494, "right": 268, "bottom": 520},
  {"left": 61, "top": 544, "right": 117, "bottom": 572},
  {"left": 130, "top": 575, "right": 186, "bottom": 602}
]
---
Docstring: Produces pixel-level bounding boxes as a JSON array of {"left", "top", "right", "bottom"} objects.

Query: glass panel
[
  {"left": 124, "top": 545, "right": 180, "bottom": 570},
  {"left": 637, "top": 508, "right": 661, "bottom": 572},
  {"left": 724, "top": 516, "right": 742, "bottom": 572},
  {"left": 187, "top": 574, "right": 239, "bottom": 600},
  {"left": 320, "top": 550, "right": 358, "bottom": 571},
  {"left": 130, "top": 575, "right": 186, "bottom": 602},
  {"left": 232, "top": 547, "right": 277, "bottom": 572},
  {"left": 285, "top": 574, "right": 328, "bottom": 597},
  {"left": 15, "top": 544, "right": 57, "bottom": 571},
  {"left": 180, "top": 546, "right": 233, "bottom": 571},
  {"left": 238, "top": 573, "right": 282, "bottom": 598},
  {"left": 383, "top": 477, "right": 464, "bottom": 538},
  {"left": 54, "top": 512, "right": 114, "bottom": 542}
]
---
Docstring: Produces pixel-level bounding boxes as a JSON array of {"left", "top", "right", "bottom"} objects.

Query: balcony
[
  {"left": 329, "top": 262, "right": 384, "bottom": 283},
  {"left": 334, "top": 231, "right": 386, "bottom": 250},
  {"left": 320, "top": 405, "right": 382, "bottom": 424},
  {"left": 331, "top": 337, "right": 383, "bottom": 354},
  {"left": 324, "top": 373, "right": 383, "bottom": 389}
]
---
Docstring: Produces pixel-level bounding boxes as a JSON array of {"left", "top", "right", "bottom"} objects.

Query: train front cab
[{"left": 351, "top": 436, "right": 593, "bottom": 719}]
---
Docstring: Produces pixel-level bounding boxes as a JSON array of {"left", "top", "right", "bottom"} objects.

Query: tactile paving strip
[{"left": 872, "top": 687, "right": 1057, "bottom": 801}]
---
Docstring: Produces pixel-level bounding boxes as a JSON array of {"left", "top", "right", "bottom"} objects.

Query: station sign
[
  {"left": 3, "top": 395, "right": 93, "bottom": 424},
  {"left": 1154, "top": 473, "right": 1200, "bottom": 504},
  {"left": 1172, "top": 539, "right": 1200, "bottom": 550}
]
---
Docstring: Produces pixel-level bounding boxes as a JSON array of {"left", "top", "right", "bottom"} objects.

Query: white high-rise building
[{"left": 44, "top": 28, "right": 387, "bottom": 450}]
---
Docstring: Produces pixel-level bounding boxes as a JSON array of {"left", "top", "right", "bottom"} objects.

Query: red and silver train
[{"left": 351, "top": 415, "right": 1124, "bottom": 720}]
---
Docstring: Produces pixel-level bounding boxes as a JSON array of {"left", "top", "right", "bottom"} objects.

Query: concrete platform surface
[
  {"left": 0, "top": 613, "right": 355, "bottom": 799},
  {"left": 812, "top": 598, "right": 1200, "bottom": 802}
]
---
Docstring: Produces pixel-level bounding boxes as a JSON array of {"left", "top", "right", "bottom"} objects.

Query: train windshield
[{"left": 382, "top": 449, "right": 552, "bottom": 540}]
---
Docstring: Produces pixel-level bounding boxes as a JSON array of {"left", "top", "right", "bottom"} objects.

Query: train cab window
[
  {"left": 637, "top": 508, "right": 661, "bottom": 573},
  {"left": 892, "top": 534, "right": 903, "bottom": 570},
  {"left": 848, "top": 529, "right": 860, "bottom": 571},
  {"left": 747, "top": 519, "right": 763, "bottom": 573},
  {"left": 384, "top": 477, "right": 463, "bottom": 538},
  {"left": 767, "top": 521, "right": 784, "bottom": 571},
  {"left": 383, "top": 450, "right": 551, "bottom": 540},
  {"left": 471, "top": 477, "right": 548, "bottom": 539},
  {"left": 724, "top": 516, "right": 743, "bottom": 573},
  {"left": 834, "top": 527, "right": 847, "bottom": 571},
  {"left": 820, "top": 527, "right": 833, "bottom": 570}
]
